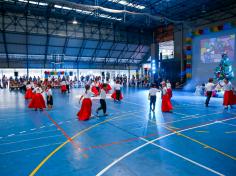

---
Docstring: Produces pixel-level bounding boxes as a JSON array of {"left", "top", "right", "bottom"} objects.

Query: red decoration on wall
[
  {"left": 185, "top": 46, "right": 192, "bottom": 50},
  {"left": 217, "top": 25, "right": 223, "bottom": 30},
  {"left": 199, "top": 29, "right": 203, "bottom": 34},
  {"left": 186, "top": 64, "right": 192, "bottom": 68}
]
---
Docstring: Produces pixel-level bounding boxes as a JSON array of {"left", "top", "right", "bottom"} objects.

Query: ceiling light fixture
[{"left": 72, "top": 17, "right": 78, "bottom": 24}]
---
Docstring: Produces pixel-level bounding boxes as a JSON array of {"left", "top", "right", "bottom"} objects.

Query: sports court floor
[{"left": 0, "top": 88, "right": 236, "bottom": 176}]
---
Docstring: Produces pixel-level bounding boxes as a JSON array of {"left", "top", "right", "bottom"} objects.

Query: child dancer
[
  {"left": 111, "top": 80, "right": 123, "bottom": 101},
  {"left": 28, "top": 84, "right": 46, "bottom": 111},
  {"left": 105, "top": 79, "right": 112, "bottom": 93},
  {"left": 205, "top": 78, "right": 215, "bottom": 107},
  {"left": 96, "top": 83, "right": 108, "bottom": 116},
  {"left": 77, "top": 84, "right": 93, "bottom": 121},
  {"left": 161, "top": 82, "right": 173, "bottom": 112},
  {"left": 66, "top": 79, "right": 70, "bottom": 93},
  {"left": 25, "top": 81, "right": 33, "bottom": 99},
  {"left": 45, "top": 85, "right": 53, "bottom": 110},
  {"left": 219, "top": 78, "right": 236, "bottom": 109},
  {"left": 61, "top": 80, "right": 67, "bottom": 93},
  {"left": 91, "top": 79, "right": 100, "bottom": 96},
  {"left": 148, "top": 83, "right": 160, "bottom": 112},
  {"left": 166, "top": 80, "right": 172, "bottom": 98}
]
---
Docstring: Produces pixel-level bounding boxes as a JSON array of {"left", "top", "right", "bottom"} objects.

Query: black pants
[
  {"left": 205, "top": 91, "right": 212, "bottom": 106},
  {"left": 66, "top": 85, "right": 70, "bottom": 93},
  {"left": 97, "top": 99, "right": 106, "bottom": 114},
  {"left": 150, "top": 95, "right": 156, "bottom": 110},
  {"left": 116, "top": 90, "right": 121, "bottom": 101}
]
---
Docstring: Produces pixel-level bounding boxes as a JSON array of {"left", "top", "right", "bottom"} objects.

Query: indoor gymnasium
[{"left": 0, "top": 0, "right": 236, "bottom": 175}]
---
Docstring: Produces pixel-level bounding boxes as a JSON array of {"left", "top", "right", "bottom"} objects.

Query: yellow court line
[
  {"left": 148, "top": 119, "right": 236, "bottom": 161},
  {"left": 29, "top": 111, "right": 138, "bottom": 176}
]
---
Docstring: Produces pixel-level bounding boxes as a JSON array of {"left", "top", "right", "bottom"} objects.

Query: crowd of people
[{"left": 1, "top": 72, "right": 235, "bottom": 122}]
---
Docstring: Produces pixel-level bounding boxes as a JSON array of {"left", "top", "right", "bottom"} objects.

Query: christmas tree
[{"left": 214, "top": 54, "right": 234, "bottom": 81}]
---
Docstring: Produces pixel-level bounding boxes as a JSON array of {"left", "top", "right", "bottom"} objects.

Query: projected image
[{"left": 200, "top": 34, "right": 235, "bottom": 63}]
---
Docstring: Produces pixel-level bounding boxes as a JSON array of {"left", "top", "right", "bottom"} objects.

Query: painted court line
[
  {"left": 7, "top": 134, "right": 15, "bottom": 137},
  {"left": 96, "top": 116, "right": 236, "bottom": 176},
  {"left": 225, "top": 131, "right": 236, "bottom": 134},
  {"left": 0, "top": 142, "right": 64, "bottom": 155},
  {"left": 29, "top": 111, "right": 141, "bottom": 176},
  {"left": 221, "top": 122, "right": 236, "bottom": 127},
  {"left": 0, "top": 134, "right": 62, "bottom": 146},
  {"left": 42, "top": 110, "right": 85, "bottom": 157},
  {"left": 140, "top": 137, "right": 224, "bottom": 176}
]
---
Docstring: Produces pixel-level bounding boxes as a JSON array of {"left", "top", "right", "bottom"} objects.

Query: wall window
[{"left": 159, "top": 40, "right": 174, "bottom": 60}]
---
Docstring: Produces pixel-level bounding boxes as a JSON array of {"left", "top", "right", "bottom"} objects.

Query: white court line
[
  {"left": 172, "top": 112, "right": 189, "bottom": 116},
  {"left": 140, "top": 137, "right": 224, "bottom": 176},
  {"left": 220, "top": 122, "right": 236, "bottom": 127},
  {"left": 0, "top": 142, "right": 63, "bottom": 155},
  {"left": 16, "top": 129, "right": 59, "bottom": 137},
  {"left": 19, "top": 131, "right": 26, "bottom": 134},
  {"left": 7, "top": 134, "right": 15, "bottom": 137},
  {"left": 39, "top": 126, "right": 45, "bottom": 129},
  {"left": 160, "top": 112, "right": 223, "bottom": 125},
  {"left": 96, "top": 116, "right": 236, "bottom": 176},
  {"left": 30, "top": 128, "right": 36, "bottom": 131},
  {"left": 0, "top": 134, "right": 62, "bottom": 146}
]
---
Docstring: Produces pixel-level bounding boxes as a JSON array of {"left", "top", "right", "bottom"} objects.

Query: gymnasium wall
[{"left": 186, "top": 28, "right": 236, "bottom": 90}]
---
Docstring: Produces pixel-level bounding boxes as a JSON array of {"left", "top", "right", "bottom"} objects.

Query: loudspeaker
[
  {"left": 69, "top": 71, "right": 73, "bottom": 76},
  {"left": 14, "top": 71, "right": 18, "bottom": 77}
]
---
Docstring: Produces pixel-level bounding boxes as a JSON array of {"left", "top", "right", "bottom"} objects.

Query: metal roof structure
[{"left": 1, "top": 0, "right": 236, "bottom": 69}]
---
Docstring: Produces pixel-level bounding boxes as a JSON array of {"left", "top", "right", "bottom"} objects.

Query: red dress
[
  {"left": 61, "top": 85, "right": 67, "bottom": 92},
  {"left": 25, "top": 88, "right": 33, "bottom": 99},
  {"left": 28, "top": 93, "right": 46, "bottom": 109},
  {"left": 223, "top": 90, "right": 236, "bottom": 106},
  {"left": 111, "top": 91, "right": 123, "bottom": 100},
  {"left": 106, "top": 84, "right": 112, "bottom": 93},
  {"left": 91, "top": 86, "right": 99, "bottom": 96},
  {"left": 167, "top": 88, "right": 172, "bottom": 99},
  {"left": 77, "top": 98, "right": 92, "bottom": 121},
  {"left": 162, "top": 90, "right": 173, "bottom": 112}
]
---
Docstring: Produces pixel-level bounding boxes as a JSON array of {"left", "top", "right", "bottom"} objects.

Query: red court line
[
  {"left": 42, "top": 110, "right": 88, "bottom": 158},
  {"left": 75, "top": 115, "right": 236, "bottom": 153}
]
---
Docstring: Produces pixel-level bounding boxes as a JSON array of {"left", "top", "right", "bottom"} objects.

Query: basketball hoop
[{"left": 51, "top": 54, "right": 64, "bottom": 65}]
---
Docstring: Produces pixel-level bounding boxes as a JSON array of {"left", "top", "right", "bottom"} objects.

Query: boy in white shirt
[
  {"left": 114, "top": 80, "right": 122, "bottom": 101},
  {"left": 205, "top": 78, "right": 215, "bottom": 107},
  {"left": 149, "top": 83, "right": 160, "bottom": 111},
  {"left": 96, "top": 84, "right": 108, "bottom": 116}
]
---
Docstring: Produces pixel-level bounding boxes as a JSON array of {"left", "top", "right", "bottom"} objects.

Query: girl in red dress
[
  {"left": 111, "top": 80, "right": 123, "bottom": 101},
  {"left": 166, "top": 80, "right": 172, "bottom": 99},
  {"left": 105, "top": 80, "right": 112, "bottom": 93},
  {"left": 28, "top": 84, "right": 46, "bottom": 111},
  {"left": 25, "top": 81, "right": 33, "bottom": 99},
  {"left": 61, "top": 80, "right": 67, "bottom": 93},
  {"left": 161, "top": 82, "right": 173, "bottom": 112},
  {"left": 220, "top": 78, "right": 236, "bottom": 109},
  {"left": 77, "top": 85, "right": 93, "bottom": 121},
  {"left": 91, "top": 79, "right": 100, "bottom": 96}
]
